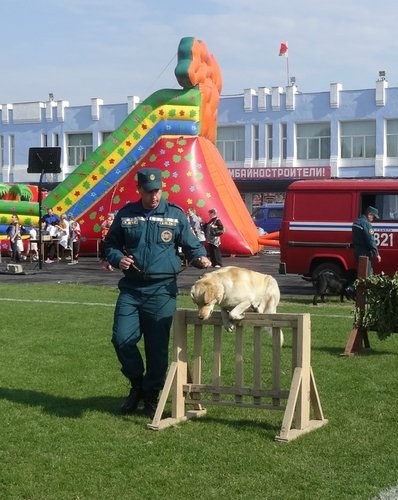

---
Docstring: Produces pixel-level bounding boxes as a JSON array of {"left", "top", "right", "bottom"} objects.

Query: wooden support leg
[{"left": 342, "top": 256, "right": 370, "bottom": 356}]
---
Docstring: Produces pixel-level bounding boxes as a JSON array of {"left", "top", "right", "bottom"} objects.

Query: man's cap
[
  {"left": 137, "top": 168, "right": 162, "bottom": 191},
  {"left": 366, "top": 206, "right": 379, "bottom": 219}
]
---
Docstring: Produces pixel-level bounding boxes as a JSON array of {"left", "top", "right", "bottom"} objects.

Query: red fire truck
[{"left": 279, "top": 179, "right": 398, "bottom": 279}]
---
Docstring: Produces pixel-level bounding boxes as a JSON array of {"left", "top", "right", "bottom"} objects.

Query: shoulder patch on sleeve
[{"left": 167, "top": 202, "right": 185, "bottom": 213}]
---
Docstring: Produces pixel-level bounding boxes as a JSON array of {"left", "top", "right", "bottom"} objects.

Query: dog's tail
[{"left": 301, "top": 276, "right": 313, "bottom": 282}]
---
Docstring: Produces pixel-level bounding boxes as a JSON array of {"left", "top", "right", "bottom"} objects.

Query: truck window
[
  {"left": 268, "top": 207, "right": 283, "bottom": 219},
  {"left": 361, "top": 193, "right": 398, "bottom": 220},
  {"left": 376, "top": 193, "right": 398, "bottom": 220},
  {"left": 251, "top": 207, "right": 265, "bottom": 221}
]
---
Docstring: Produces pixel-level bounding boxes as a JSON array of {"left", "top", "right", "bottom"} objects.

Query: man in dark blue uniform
[
  {"left": 105, "top": 168, "right": 212, "bottom": 418},
  {"left": 352, "top": 206, "right": 381, "bottom": 276}
]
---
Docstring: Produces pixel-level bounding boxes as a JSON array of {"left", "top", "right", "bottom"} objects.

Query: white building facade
[{"left": 1, "top": 79, "right": 397, "bottom": 212}]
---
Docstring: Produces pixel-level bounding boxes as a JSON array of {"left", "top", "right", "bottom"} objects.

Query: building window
[
  {"left": 9, "top": 135, "right": 15, "bottom": 166},
  {"left": 41, "top": 133, "right": 48, "bottom": 147},
  {"left": 386, "top": 120, "right": 398, "bottom": 157},
  {"left": 267, "top": 124, "right": 273, "bottom": 160},
  {"left": 102, "top": 131, "right": 112, "bottom": 143},
  {"left": 341, "top": 121, "right": 376, "bottom": 159},
  {"left": 253, "top": 124, "right": 259, "bottom": 161},
  {"left": 67, "top": 133, "right": 93, "bottom": 166},
  {"left": 297, "top": 123, "right": 331, "bottom": 160},
  {"left": 216, "top": 126, "right": 244, "bottom": 162},
  {"left": 0, "top": 135, "right": 3, "bottom": 168},
  {"left": 281, "top": 123, "right": 287, "bottom": 159},
  {"left": 53, "top": 133, "right": 59, "bottom": 147}
]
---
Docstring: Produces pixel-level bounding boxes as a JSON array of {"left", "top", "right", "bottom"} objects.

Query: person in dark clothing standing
[
  {"left": 104, "top": 168, "right": 212, "bottom": 419},
  {"left": 7, "top": 214, "right": 23, "bottom": 262},
  {"left": 204, "top": 208, "right": 224, "bottom": 267},
  {"left": 352, "top": 206, "right": 381, "bottom": 276}
]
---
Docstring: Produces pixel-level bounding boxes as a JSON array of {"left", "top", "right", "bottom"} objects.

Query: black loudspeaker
[{"left": 28, "top": 147, "right": 62, "bottom": 174}]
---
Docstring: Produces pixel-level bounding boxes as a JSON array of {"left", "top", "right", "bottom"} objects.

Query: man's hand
[
  {"left": 119, "top": 254, "right": 136, "bottom": 270},
  {"left": 192, "top": 256, "right": 212, "bottom": 268}
]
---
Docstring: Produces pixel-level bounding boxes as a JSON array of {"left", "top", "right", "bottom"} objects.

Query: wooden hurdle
[{"left": 147, "top": 310, "right": 328, "bottom": 442}]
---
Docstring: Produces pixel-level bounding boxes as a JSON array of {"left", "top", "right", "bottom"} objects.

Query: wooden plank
[
  {"left": 192, "top": 325, "right": 202, "bottom": 383},
  {"left": 275, "top": 367, "right": 302, "bottom": 441},
  {"left": 234, "top": 326, "right": 244, "bottom": 404},
  {"left": 172, "top": 310, "right": 188, "bottom": 419},
  {"left": 294, "top": 314, "right": 311, "bottom": 430},
  {"left": 148, "top": 361, "right": 178, "bottom": 429},
  {"left": 272, "top": 326, "right": 282, "bottom": 407},
  {"left": 212, "top": 325, "right": 222, "bottom": 401},
  {"left": 253, "top": 326, "right": 262, "bottom": 405},
  {"left": 191, "top": 324, "right": 203, "bottom": 410},
  {"left": 185, "top": 399, "right": 286, "bottom": 410},
  {"left": 184, "top": 383, "right": 289, "bottom": 398},
  {"left": 310, "top": 366, "right": 325, "bottom": 421},
  {"left": 183, "top": 310, "right": 300, "bottom": 328}
]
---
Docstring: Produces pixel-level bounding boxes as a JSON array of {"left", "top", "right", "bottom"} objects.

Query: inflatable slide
[{"left": 2, "top": 37, "right": 261, "bottom": 255}]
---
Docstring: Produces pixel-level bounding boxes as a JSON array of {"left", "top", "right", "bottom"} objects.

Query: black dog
[{"left": 302, "top": 271, "right": 356, "bottom": 305}]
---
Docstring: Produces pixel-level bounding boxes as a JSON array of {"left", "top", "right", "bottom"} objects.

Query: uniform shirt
[
  {"left": 104, "top": 199, "right": 207, "bottom": 283},
  {"left": 352, "top": 214, "right": 379, "bottom": 260}
]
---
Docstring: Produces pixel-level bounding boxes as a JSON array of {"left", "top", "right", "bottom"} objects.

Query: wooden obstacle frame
[
  {"left": 342, "top": 256, "right": 370, "bottom": 356},
  {"left": 147, "top": 310, "right": 328, "bottom": 442}
]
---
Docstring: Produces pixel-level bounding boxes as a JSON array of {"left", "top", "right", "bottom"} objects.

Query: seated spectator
[
  {"left": 55, "top": 214, "right": 70, "bottom": 261},
  {"left": 42, "top": 207, "right": 60, "bottom": 229}
]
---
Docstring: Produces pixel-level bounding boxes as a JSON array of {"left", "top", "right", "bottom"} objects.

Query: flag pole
[
  {"left": 279, "top": 41, "right": 289, "bottom": 86},
  {"left": 286, "top": 55, "right": 290, "bottom": 86}
]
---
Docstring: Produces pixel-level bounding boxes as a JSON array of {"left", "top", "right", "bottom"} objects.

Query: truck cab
[
  {"left": 251, "top": 203, "right": 284, "bottom": 234},
  {"left": 279, "top": 179, "right": 398, "bottom": 279}
]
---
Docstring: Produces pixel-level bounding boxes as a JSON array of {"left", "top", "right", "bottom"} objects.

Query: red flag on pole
[{"left": 279, "top": 41, "right": 288, "bottom": 57}]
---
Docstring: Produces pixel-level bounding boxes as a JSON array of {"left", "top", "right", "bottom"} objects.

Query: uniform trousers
[{"left": 112, "top": 279, "right": 177, "bottom": 393}]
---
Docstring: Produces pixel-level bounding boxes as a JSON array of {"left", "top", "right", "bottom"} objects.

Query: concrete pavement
[{"left": 0, "top": 251, "right": 311, "bottom": 297}]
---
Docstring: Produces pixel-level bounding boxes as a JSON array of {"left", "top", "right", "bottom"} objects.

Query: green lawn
[{"left": 0, "top": 283, "right": 397, "bottom": 499}]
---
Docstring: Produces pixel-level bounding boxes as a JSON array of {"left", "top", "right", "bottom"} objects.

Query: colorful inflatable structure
[
  {"left": 0, "top": 184, "right": 44, "bottom": 252},
  {"left": 1, "top": 37, "right": 261, "bottom": 255},
  {"left": 258, "top": 231, "right": 280, "bottom": 248}
]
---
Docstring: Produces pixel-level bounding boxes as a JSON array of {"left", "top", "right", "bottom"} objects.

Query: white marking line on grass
[
  {"left": 0, "top": 297, "right": 352, "bottom": 317},
  {"left": 0, "top": 297, "right": 114, "bottom": 307},
  {"left": 311, "top": 313, "right": 352, "bottom": 319}
]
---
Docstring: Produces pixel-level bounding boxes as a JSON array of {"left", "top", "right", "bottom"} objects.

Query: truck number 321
[{"left": 375, "top": 232, "right": 394, "bottom": 247}]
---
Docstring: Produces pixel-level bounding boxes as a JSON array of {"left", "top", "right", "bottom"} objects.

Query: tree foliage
[{"left": 354, "top": 273, "right": 398, "bottom": 340}]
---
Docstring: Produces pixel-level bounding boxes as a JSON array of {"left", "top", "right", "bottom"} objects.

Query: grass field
[{"left": 0, "top": 283, "right": 397, "bottom": 499}]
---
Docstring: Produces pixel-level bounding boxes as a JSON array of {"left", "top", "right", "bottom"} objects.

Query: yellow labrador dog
[{"left": 190, "top": 266, "right": 283, "bottom": 345}]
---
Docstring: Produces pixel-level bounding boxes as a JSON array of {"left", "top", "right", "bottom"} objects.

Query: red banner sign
[{"left": 228, "top": 166, "right": 331, "bottom": 180}]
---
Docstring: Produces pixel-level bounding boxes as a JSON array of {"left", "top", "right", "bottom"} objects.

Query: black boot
[
  {"left": 120, "top": 387, "right": 143, "bottom": 414},
  {"left": 143, "top": 391, "right": 159, "bottom": 419}
]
